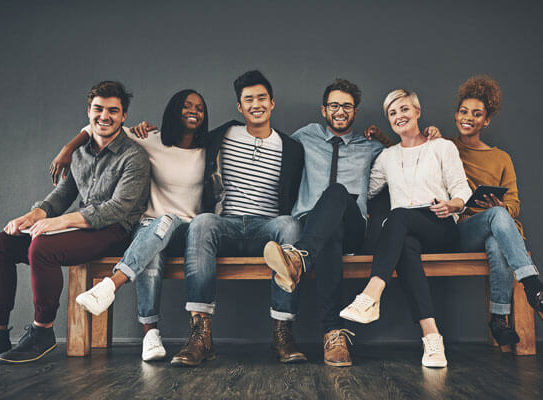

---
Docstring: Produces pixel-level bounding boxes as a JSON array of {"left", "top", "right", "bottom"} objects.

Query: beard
[{"left": 326, "top": 115, "right": 354, "bottom": 133}]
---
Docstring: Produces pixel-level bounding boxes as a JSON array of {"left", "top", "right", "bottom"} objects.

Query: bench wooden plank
[{"left": 65, "top": 253, "right": 537, "bottom": 357}]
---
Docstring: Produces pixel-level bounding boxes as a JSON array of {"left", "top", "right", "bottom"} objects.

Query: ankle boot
[
  {"left": 171, "top": 314, "right": 215, "bottom": 367},
  {"left": 271, "top": 320, "right": 307, "bottom": 363}
]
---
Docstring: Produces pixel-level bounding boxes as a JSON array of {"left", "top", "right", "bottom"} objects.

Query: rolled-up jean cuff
[
  {"left": 113, "top": 262, "right": 136, "bottom": 281},
  {"left": 513, "top": 265, "right": 539, "bottom": 281},
  {"left": 186, "top": 302, "right": 215, "bottom": 315},
  {"left": 270, "top": 308, "right": 296, "bottom": 321},
  {"left": 138, "top": 314, "right": 160, "bottom": 325},
  {"left": 490, "top": 301, "right": 511, "bottom": 315}
]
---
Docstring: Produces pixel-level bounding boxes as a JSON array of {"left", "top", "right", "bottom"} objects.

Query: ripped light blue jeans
[
  {"left": 114, "top": 214, "right": 189, "bottom": 324},
  {"left": 184, "top": 213, "right": 301, "bottom": 321},
  {"left": 458, "top": 207, "right": 538, "bottom": 315}
]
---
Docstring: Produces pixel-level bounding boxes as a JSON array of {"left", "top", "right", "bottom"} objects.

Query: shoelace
[
  {"left": 281, "top": 244, "right": 309, "bottom": 272},
  {"left": 145, "top": 332, "right": 163, "bottom": 349},
  {"left": 424, "top": 336, "right": 442, "bottom": 355},
  {"left": 351, "top": 294, "right": 375, "bottom": 312},
  {"left": 325, "top": 329, "right": 355, "bottom": 349}
]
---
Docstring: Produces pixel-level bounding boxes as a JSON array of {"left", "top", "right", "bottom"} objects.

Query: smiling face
[
  {"left": 181, "top": 93, "right": 205, "bottom": 132},
  {"left": 88, "top": 96, "right": 126, "bottom": 139},
  {"left": 455, "top": 98, "right": 489, "bottom": 138},
  {"left": 321, "top": 90, "right": 357, "bottom": 135},
  {"left": 387, "top": 97, "right": 420, "bottom": 137},
  {"left": 237, "top": 84, "right": 275, "bottom": 127}
]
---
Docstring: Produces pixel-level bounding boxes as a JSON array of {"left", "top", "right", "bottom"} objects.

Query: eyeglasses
[
  {"left": 326, "top": 102, "right": 356, "bottom": 113},
  {"left": 252, "top": 137, "right": 263, "bottom": 161}
]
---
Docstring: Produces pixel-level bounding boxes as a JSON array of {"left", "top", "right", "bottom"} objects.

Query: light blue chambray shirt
[{"left": 290, "top": 123, "right": 384, "bottom": 220}]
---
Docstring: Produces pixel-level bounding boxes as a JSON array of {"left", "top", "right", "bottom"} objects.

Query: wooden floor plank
[{"left": 1, "top": 343, "right": 541, "bottom": 400}]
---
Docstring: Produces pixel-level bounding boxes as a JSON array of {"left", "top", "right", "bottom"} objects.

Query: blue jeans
[
  {"left": 114, "top": 215, "right": 189, "bottom": 324},
  {"left": 184, "top": 213, "right": 301, "bottom": 320},
  {"left": 458, "top": 207, "right": 538, "bottom": 314}
]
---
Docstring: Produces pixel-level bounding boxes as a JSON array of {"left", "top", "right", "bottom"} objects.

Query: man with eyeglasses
[
  {"left": 263, "top": 79, "right": 391, "bottom": 367},
  {"left": 167, "top": 70, "right": 306, "bottom": 367}
]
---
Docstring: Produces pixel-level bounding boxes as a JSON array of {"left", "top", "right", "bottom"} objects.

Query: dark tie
[{"left": 329, "top": 136, "right": 342, "bottom": 185}]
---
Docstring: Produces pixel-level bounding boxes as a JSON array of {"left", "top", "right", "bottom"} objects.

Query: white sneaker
[
  {"left": 422, "top": 333, "right": 447, "bottom": 368},
  {"left": 339, "top": 293, "right": 380, "bottom": 324},
  {"left": 142, "top": 329, "right": 166, "bottom": 362},
  {"left": 75, "top": 277, "right": 115, "bottom": 316}
]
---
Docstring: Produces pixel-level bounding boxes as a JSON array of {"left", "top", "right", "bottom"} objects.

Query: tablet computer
[{"left": 465, "top": 185, "right": 508, "bottom": 208}]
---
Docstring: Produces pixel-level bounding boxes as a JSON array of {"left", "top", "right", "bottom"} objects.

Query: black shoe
[
  {"left": 0, "top": 328, "right": 11, "bottom": 353},
  {"left": 524, "top": 288, "right": 543, "bottom": 312},
  {"left": 0, "top": 324, "right": 57, "bottom": 364},
  {"left": 488, "top": 317, "right": 520, "bottom": 346}
]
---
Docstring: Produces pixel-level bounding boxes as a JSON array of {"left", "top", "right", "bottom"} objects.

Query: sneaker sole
[
  {"left": 263, "top": 242, "right": 295, "bottom": 293},
  {"left": 170, "top": 353, "right": 216, "bottom": 367},
  {"left": 339, "top": 309, "right": 379, "bottom": 324},
  {"left": 0, "top": 343, "right": 57, "bottom": 364},
  {"left": 422, "top": 360, "right": 448, "bottom": 368},
  {"left": 142, "top": 350, "right": 167, "bottom": 362}
]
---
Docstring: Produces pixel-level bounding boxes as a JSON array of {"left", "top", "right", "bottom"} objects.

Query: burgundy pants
[{"left": 0, "top": 224, "right": 129, "bottom": 325}]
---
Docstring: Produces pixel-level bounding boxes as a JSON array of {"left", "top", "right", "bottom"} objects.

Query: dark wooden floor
[{"left": 0, "top": 342, "right": 541, "bottom": 400}]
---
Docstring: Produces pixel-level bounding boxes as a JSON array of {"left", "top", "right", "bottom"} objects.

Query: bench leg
[
  {"left": 512, "top": 280, "right": 536, "bottom": 356},
  {"left": 91, "top": 278, "right": 113, "bottom": 348},
  {"left": 66, "top": 265, "right": 91, "bottom": 357}
]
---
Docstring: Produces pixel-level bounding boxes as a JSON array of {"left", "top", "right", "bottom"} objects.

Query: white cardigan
[{"left": 368, "top": 138, "right": 471, "bottom": 217}]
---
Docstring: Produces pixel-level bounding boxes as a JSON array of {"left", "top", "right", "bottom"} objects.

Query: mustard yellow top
[{"left": 453, "top": 137, "right": 523, "bottom": 236}]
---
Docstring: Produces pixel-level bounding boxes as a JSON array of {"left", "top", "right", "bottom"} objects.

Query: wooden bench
[{"left": 65, "top": 253, "right": 537, "bottom": 357}]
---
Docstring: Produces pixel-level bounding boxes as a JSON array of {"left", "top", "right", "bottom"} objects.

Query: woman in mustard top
[{"left": 454, "top": 76, "right": 543, "bottom": 346}]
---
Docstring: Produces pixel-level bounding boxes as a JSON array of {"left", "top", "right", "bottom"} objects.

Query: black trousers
[
  {"left": 370, "top": 208, "right": 459, "bottom": 322},
  {"left": 295, "top": 183, "right": 366, "bottom": 334}
]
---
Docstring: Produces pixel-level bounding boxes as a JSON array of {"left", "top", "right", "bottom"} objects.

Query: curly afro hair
[{"left": 457, "top": 75, "right": 502, "bottom": 117}]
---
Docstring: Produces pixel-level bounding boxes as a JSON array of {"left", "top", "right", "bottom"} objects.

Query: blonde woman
[{"left": 340, "top": 89, "right": 471, "bottom": 368}]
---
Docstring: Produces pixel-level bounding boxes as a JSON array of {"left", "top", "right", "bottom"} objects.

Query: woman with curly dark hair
[{"left": 454, "top": 76, "right": 543, "bottom": 346}]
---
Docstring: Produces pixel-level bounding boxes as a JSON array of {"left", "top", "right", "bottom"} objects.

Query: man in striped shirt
[{"left": 170, "top": 71, "right": 305, "bottom": 367}]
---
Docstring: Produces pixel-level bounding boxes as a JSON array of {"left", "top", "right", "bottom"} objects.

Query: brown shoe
[
  {"left": 264, "top": 242, "right": 308, "bottom": 293},
  {"left": 323, "top": 329, "right": 355, "bottom": 367},
  {"left": 171, "top": 313, "right": 216, "bottom": 367},
  {"left": 272, "top": 320, "right": 307, "bottom": 363}
]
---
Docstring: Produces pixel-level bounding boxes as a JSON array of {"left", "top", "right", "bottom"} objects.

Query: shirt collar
[
  {"left": 324, "top": 126, "right": 354, "bottom": 145},
  {"left": 85, "top": 129, "right": 127, "bottom": 155}
]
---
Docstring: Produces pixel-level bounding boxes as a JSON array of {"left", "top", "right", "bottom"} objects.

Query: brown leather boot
[
  {"left": 323, "top": 329, "right": 355, "bottom": 367},
  {"left": 171, "top": 313, "right": 215, "bottom": 367},
  {"left": 264, "top": 242, "right": 308, "bottom": 293},
  {"left": 272, "top": 320, "right": 307, "bottom": 363}
]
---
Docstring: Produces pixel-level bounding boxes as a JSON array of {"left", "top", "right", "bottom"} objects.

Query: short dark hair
[
  {"left": 87, "top": 81, "right": 133, "bottom": 113},
  {"left": 160, "top": 89, "right": 208, "bottom": 148},
  {"left": 322, "top": 79, "right": 361, "bottom": 107},
  {"left": 233, "top": 70, "right": 273, "bottom": 103}
]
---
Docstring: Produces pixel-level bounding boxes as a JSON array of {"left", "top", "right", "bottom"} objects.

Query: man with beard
[
  {"left": 263, "top": 79, "right": 390, "bottom": 366},
  {"left": 0, "top": 81, "right": 150, "bottom": 363}
]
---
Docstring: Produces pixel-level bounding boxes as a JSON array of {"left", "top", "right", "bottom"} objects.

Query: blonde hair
[{"left": 383, "top": 89, "right": 421, "bottom": 116}]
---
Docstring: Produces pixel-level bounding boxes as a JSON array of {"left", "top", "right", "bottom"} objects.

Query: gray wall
[{"left": 1, "top": 0, "right": 542, "bottom": 344}]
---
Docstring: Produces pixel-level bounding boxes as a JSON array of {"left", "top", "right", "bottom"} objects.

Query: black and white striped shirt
[{"left": 221, "top": 125, "right": 283, "bottom": 217}]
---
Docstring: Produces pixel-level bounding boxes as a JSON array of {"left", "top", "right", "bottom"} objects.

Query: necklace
[{"left": 400, "top": 142, "right": 426, "bottom": 206}]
